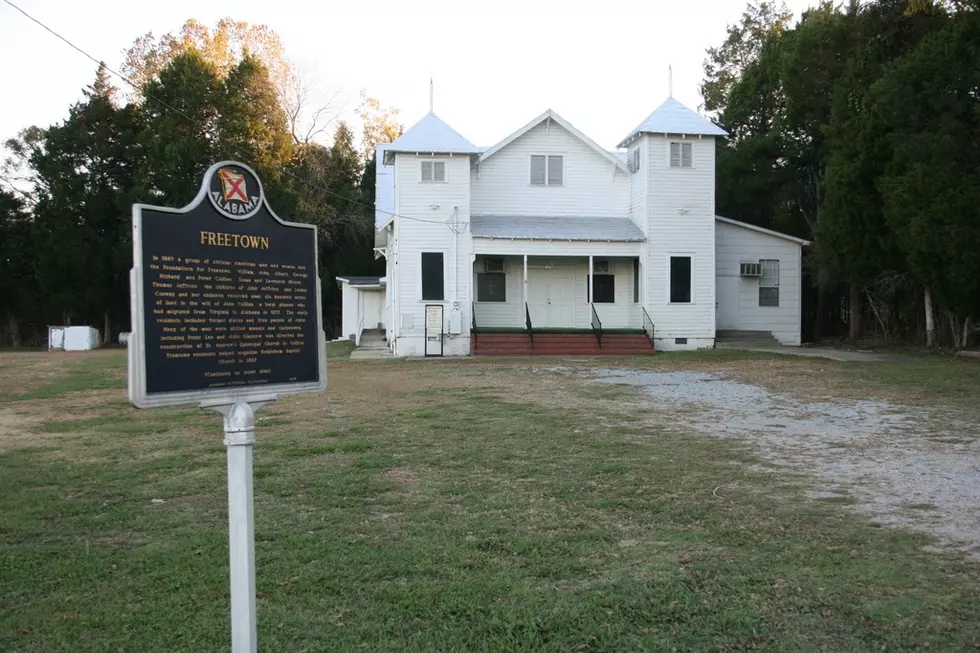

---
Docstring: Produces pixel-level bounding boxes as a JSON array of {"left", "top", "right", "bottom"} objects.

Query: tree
[
  {"left": 123, "top": 18, "right": 337, "bottom": 146},
  {"left": 218, "top": 56, "right": 295, "bottom": 182},
  {"left": 700, "top": 1, "right": 793, "bottom": 116},
  {"left": 357, "top": 91, "right": 402, "bottom": 160},
  {"left": 0, "top": 190, "right": 36, "bottom": 346},
  {"left": 28, "top": 66, "right": 144, "bottom": 340},
  {"left": 874, "top": 9, "right": 980, "bottom": 346},
  {"left": 817, "top": 0, "right": 946, "bottom": 340},
  {"left": 1, "top": 126, "right": 45, "bottom": 207},
  {"left": 138, "top": 52, "right": 223, "bottom": 206}
]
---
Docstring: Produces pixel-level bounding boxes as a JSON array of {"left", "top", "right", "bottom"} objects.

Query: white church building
[{"left": 338, "top": 96, "right": 808, "bottom": 356}]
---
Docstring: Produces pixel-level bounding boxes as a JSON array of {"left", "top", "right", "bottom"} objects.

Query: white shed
[
  {"left": 336, "top": 276, "right": 387, "bottom": 345},
  {"left": 714, "top": 216, "right": 809, "bottom": 346}
]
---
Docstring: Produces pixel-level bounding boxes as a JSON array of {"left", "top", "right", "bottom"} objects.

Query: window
[
  {"left": 421, "top": 252, "right": 444, "bottom": 300},
  {"left": 669, "top": 256, "right": 692, "bottom": 303},
  {"left": 629, "top": 147, "right": 640, "bottom": 173},
  {"left": 759, "top": 259, "right": 780, "bottom": 307},
  {"left": 530, "top": 155, "right": 563, "bottom": 186},
  {"left": 669, "top": 142, "right": 693, "bottom": 168},
  {"left": 633, "top": 258, "right": 640, "bottom": 303},
  {"left": 421, "top": 160, "right": 446, "bottom": 182},
  {"left": 477, "top": 273, "right": 506, "bottom": 302},
  {"left": 587, "top": 275, "right": 616, "bottom": 303}
]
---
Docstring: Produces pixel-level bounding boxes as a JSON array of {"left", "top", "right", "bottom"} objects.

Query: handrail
[
  {"left": 524, "top": 302, "right": 534, "bottom": 349},
  {"left": 641, "top": 306, "right": 655, "bottom": 346},
  {"left": 471, "top": 303, "right": 477, "bottom": 350},
  {"left": 355, "top": 315, "right": 365, "bottom": 346},
  {"left": 590, "top": 303, "right": 602, "bottom": 347}
]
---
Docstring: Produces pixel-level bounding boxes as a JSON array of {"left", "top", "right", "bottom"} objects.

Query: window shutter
[
  {"left": 421, "top": 161, "right": 433, "bottom": 182},
  {"left": 547, "top": 155, "right": 563, "bottom": 186},
  {"left": 681, "top": 143, "right": 693, "bottom": 168},
  {"left": 530, "top": 155, "right": 546, "bottom": 185},
  {"left": 433, "top": 161, "right": 446, "bottom": 182},
  {"left": 669, "top": 142, "right": 681, "bottom": 167}
]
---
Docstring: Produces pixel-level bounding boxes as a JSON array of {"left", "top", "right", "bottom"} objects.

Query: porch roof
[
  {"left": 470, "top": 216, "right": 645, "bottom": 242},
  {"left": 336, "top": 276, "right": 386, "bottom": 288}
]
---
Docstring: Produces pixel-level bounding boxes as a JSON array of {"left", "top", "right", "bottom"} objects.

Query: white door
[
  {"left": 716, "top": 276, "right": 739, "bottom": 329},
  {"left": 360, "top": 290, "right": 383, "bottom": 329},
  {"left": 528, "top": 268, "right": 576, "bottom": 328}
]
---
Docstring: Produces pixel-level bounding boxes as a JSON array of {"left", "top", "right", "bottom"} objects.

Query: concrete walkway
[{"left": 715, "top": 342, "right": 915, "bottom": 362}]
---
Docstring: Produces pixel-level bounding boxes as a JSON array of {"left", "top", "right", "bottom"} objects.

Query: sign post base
[{"left": 202, "top": 396, "right": 277, "bottom": 653}]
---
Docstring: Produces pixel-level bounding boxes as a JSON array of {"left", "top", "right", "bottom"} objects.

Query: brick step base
[{"left": 472, "top": 333, "right": 654, "bottom": 356}]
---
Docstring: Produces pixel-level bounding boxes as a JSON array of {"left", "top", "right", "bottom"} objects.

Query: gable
[
  {"left": 480, "top": 110, "right": 628, "bottom": 173},
  {"left": 471, "top": 120, "right": 629, "bottom": 218}
]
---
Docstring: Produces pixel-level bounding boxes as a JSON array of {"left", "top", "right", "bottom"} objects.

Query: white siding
[
  {"left": 644, "top": 136, "right": 717, "bottom": 349},
  {"left": 472, "top": 254, "right": 641, "bottom": 329},
  {"left": 375, "top": 145, "right": 395, "bottom": 228},
  {"left": 340, "top": 283, "right": 358, "bottom": 340},
  {"left": 715, "top": 220, "right": 803, "bottom": 345},
  {"left": 628, "top": 139, "right": 647, "bottom": 228},
  {"left": 391, "top": 153, "right": 473, "bottom": 356},
  {"left": 471, "top": 120, "right": 628, "bottom": 217}
]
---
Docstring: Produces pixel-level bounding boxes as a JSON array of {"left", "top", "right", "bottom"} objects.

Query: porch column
[
  {"left": 523, "top": 255, "right": 528, "bottom": 307},
  {"left": 588, "top": 255, "right": 593, "bottom": 304}
]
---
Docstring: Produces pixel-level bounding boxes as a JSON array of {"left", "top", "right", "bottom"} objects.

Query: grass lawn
[{"left": 1, "top": 350, "right": 979, "bottom": 652}]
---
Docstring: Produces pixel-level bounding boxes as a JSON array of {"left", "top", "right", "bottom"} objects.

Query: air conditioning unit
[
  {"left": 484, "top": 258, "right": 504, "bottom": 273},
  {"left": 593, "top": 260, "right": 610, "bottom": 273},
  {"left": 740, "top": 262, "right": 762, "bottom": 277}
]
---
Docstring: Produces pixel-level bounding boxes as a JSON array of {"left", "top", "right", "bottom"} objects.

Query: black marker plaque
[{"left": 130, "top": 162, "right": 325, "bottom": 407}]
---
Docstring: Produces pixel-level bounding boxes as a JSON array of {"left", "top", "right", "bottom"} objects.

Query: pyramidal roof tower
[
  {"left": 383, "top": 112, "right": 481, "bottom": 164},
  {"left": 617, "top": 97, "right": 727, "bottom": 148}
]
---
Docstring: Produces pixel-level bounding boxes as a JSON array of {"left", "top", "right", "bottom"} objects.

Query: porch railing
[
  {"left": 525, "top": 302, "right": 534, "bottom": 349},
  {"left": 590, "top": 304, "right": 602, "bottom": 347},
  {"left": 641, "top": 306, "right": 655, "bottom": 347},
  {"left": 471, "top": 303, "right": 477, "bottom": 350}
]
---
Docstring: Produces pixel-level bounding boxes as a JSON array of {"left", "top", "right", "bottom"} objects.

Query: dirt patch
[
  {"left": 583, "top": 367, "right": 980, "bottom": 559},
  {"left": 0, "top": 349, "right": 122, "bottom": 397},
  {"left": 0, "top": 407, "right": 45, "bottom": 453},
  {"left": 385, "top": 468, "right": 419, "bottom": 487}
]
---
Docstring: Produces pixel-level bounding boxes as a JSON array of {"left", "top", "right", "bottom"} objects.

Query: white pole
[{"left": 224, "top": 400, "right": 258, "bottom": 653}]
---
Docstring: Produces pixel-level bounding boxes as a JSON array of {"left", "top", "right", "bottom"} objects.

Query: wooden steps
[{"left": 471, "top": 332, "right": 654, "bottom": 356}]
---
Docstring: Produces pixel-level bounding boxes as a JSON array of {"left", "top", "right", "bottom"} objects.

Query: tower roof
[
  {"left": 383, "top": 112, "right": 480, "bottom": 163},
  {"left": 617, "top": 97, "right": 727, "bottom": 147}
]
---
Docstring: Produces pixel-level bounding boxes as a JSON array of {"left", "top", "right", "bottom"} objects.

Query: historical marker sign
[{"left": 129, "top": 161, "right": 326, "bottom": 408}]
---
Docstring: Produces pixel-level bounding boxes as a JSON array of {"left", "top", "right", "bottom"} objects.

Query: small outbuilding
[
  {"left": 336, "top": 276, "right": 387, "bottom": 345},
  {"left": 714, "top": 216, "right": 810, "bottom": 346}
]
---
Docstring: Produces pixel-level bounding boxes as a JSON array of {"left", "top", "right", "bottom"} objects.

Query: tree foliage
[
  {"left": 1, "top": 19, "right": 386, "bottom": 347},
  {"left": 705, "top": 0, "right": 976, "bottom": 346},
  {"left": 357, "top": 91, "right": 403, "bottom": 160}
]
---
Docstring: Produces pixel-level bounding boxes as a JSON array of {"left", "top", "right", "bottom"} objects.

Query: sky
[{"left": 0, "top": 0, "right": 815, "bottom": 151}]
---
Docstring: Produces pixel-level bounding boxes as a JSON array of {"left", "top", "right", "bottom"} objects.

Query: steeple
[
  {"left": 617, "top": 97, "right": 727, "bottom": 148},
  {"left": 382, "top": 112, "right": 481, "bottom": 164}
]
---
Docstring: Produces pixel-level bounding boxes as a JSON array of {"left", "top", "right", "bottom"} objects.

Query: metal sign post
[
  {"left": 201, "top": 397, "right": 275, "bottom": 653},
  {"left": 129, "top": 162, "right": 326, "bottom": 652}
]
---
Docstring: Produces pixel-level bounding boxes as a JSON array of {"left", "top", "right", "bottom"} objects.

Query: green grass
[
  {"left": 837, "top": 357, "right": 980, "bottom": 405},
  {"left": 1, "top": 356, "right": 979, "bottom": 651},
  {"left": 326, "top": 339, "right": 355, "bottom": 359}
]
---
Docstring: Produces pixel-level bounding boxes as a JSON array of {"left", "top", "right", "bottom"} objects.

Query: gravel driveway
[{"left": 587, "top": 368, "right": 980, "bottom": 559}]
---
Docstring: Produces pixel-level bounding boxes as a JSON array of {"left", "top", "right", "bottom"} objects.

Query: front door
[
  {"left": 528, "top": 268, "right": 576, "bottom": 328},
  {"left": 360, "top": 289, "right": 383, "bottom": 330},
  {"left": 716, "top": 276, "right": 739, "bottom": 330}
]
